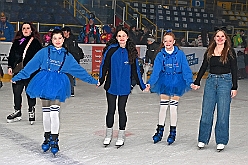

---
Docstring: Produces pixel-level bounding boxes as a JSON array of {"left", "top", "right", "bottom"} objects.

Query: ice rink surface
[{"left": 0, "top": 79, "right": 248, "bottom": 165}]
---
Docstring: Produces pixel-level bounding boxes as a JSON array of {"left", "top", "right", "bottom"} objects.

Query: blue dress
[
  {"left": 147, "top": 46, "right": 193, "bottom": 97},
  {"left": 12, "top": 45, "right": 98, "bottom": 102}
]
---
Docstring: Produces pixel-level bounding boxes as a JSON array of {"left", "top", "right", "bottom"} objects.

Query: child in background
[
  {"left": 11, "top": 29, "right": 98, "bottom": 155},
  {"left": 145, "top": 30, "right": 193, "bottom": 145}
]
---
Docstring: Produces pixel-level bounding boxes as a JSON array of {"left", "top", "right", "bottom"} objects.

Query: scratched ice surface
[{"left": 0, "top": 79, "right": 248, "bottom": 165}]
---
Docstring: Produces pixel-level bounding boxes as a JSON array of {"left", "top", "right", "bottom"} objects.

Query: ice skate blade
[
  {"left": 7, "top": 117, "right": 22, "bottom": 123},
  {"left": 116, "top": 144, "right": 124, "bottom": 149},
  {"left": 217, "top": 149, "right": 224, "bottom": 152},
  {"left": 30, "top": 121, "right": 34, "bottom": 125}
]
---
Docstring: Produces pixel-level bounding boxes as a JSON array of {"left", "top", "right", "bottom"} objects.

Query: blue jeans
[{"left": 198, "top": 73, "right": 232, "bottom": 145}]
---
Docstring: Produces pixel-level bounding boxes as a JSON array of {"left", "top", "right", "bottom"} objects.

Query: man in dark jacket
[
  {"left": 62, "top": 26, "right": 84, "bottom": 96},
  {"left": 145, "top": 35, "right": 160, "bottom": 67},
  {"left": 144, "top": 35, "right": 160, "bottom": 82}
]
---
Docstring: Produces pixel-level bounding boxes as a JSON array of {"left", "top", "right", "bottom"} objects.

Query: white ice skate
[
  {"left": 115, "top": 130, "right": 125, "bottom": 148},
  {"left": 217, "top": 144, "right": 225, "bottom": 152},
  {"left": 198, "top": 142, "right": 205, "bottom": 149},
  {"left": 103, "top": 128, "right": 113, "bottom": 146}
]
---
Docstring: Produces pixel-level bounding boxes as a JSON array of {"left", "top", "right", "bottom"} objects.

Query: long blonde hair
[{"left": 206, "top": 30, "right": 233, "bottom": 64}]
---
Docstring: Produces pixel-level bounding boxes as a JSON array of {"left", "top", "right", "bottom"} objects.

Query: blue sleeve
[
  {"left": 147, "top": 52, "right": 163, "bottom": 85},
  {"left": 180, "top": 51, "right": 193, "bottom": 87},
  {"left": 12, "top": 49, "right": 43, "bottom": 82},
  {"left": 62, "top": 54, "right": 98, "bottom": 85}
]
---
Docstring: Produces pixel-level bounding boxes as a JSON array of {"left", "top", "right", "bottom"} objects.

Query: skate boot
[
  {"left": 6, "top": 110, "right": 22, "bottom": 123},
  {"left": 152, "top": 125, "right": 164, "bottom": 143},
  {"left": 115, "top": 130, "right": 125, "bottom": 148},
  {"left": 217, "top": 144, "right": 225, "bottom": 152},
  {"left": 28, "top": 107, "right": 35, "bottom": 125},
  {"left": 103, "top": 128, "right": 113, "bottom": 146},
  {"left": 50, "top": 134, "right": 59, "bottom": 155},
  {"left": 167, "top": 126, "right": 176, "bottom": 145},
  {"left": 41, "top": 132, "right": 51, "bottom": 152},
  {"left": 198, "top": 142, "right": 205, "bottom": 149}
]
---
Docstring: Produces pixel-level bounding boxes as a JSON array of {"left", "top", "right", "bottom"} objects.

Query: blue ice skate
[
  {"left": 42, "top": 132, "right": 51, "bottom": 152},
  {"left": 153, "top": 125, "right": 164, "bottom": 143},
  {"left": 167, "top": 126, "right": 176, "bottom": 145},
  {"left": 50, "top": 134, "right": 59, "bottom": 155}
]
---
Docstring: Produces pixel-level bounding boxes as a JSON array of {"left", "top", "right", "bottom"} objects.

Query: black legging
[
  {"left": 106, "top": 92, "right": 129, "bottom": 130},
  {"left": 12, "top": 78, "right": 36, "bottom": 111}
]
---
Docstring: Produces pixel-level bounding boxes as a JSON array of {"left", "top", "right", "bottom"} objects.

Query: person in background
[
  {"left": 78, "top": 13, "right": 100, "bottom": 43},
  {"left": 11, "top": 29, "right": 98, "bottom": 155},
  {"left": 43, "top": 28, "right": 53, "bottom": 46},
  {"left": 128, "top": 25, "right": 139, "bottom": 45},
  {"left": 236, "top": 50, "right": 246, "bottom": 79},
  {"left": 240, "top": 29, "right": 247, "bottom": 48},
  {"left": 145, "top": 30, "right": 193, "bottom": 145},
  {"left": 0, "top": 12, "right": 14, "bottom": 42},
  {"left": 7, "top": 22, "right": 42, "bottom": 124},
  {"left": 244, "top": 44, "right": 248, "bottom": 77},
  {"left": 62, "top": 26, "right": 84, "bottom": 97},
  {"left": 99, "top": 26, "right": 146, "bottom": 148},
  {"left": 100, "top": 25, "right": 112, "bottom": 44},
  {"left": 139, "top": 27, "right": 151, "bottom": 45},
  {"left": 192, "top": 28, "right": 238, "bottom": 152},
  {"left": 145, "top": 35, "right": 160, "bottom": 67}
]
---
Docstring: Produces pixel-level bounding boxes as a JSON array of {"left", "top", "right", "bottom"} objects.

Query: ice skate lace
[{"left": 9, "top": 111, "right": 20, "bottom": 117}]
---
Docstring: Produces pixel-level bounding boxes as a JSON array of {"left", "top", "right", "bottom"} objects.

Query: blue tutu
[
  {"left": 150, "top": 72, "right": 191, "bottom": 97},
  {"left": 26, "top": 70, "right": 71, "bottom": 102}
]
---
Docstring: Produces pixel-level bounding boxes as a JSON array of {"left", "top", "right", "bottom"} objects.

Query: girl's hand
[
  {"left": 191, "top": 84, "right": 200, "bottom": 90},
  {"left": 96, "top": 81, "right": 100, "bottom": 87},
  {"left": 8, "top": 68, "right": 13, "bottom": 76},
  {"left": 231, "top": 90, "right": 237, "bottom": 98},
  {"left": 10, "top": 80, "right": 16, "bottom": 84},
  {"left": 144, "top": 84, "right": 150, "bottom": 92}
]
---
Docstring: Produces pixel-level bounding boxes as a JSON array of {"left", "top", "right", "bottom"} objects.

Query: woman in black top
[
  {"left": 7, "top": 22, "right": 42, "bottom": 124},
  {"left": 191, "top": 28, "right": 238, "bottom": 151}
]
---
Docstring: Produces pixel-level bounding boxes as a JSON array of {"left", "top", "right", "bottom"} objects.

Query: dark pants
[
  {"left": 106, "top": 92, "right": 129, "bottom": 130},
  {"left": 66, "top": 73, "right": 74, "bottom": 95},
  {"left": 12, "top": 78, "right": 36, "bottom": 111}
]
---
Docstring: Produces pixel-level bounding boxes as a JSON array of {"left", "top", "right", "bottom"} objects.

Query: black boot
[
  {"left": 28, "top": 106, "right": 35, "bottom": 125},
  {"left": 167, "top": 126, "right": 176, "bottom": 145},
  {"left": 41, "top": 132, "right": 51, "bottom": 152},
  {"left": 152, "top": 125, "right": 164, "bottom": 143},
  {"left": 50, "top": 134, "right": 59, "bottom": 155}
]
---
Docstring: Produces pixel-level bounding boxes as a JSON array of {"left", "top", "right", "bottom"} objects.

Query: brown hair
[
  {"left": 159, "top": 31, "right": 180, "bottom": 50},
  {"left": 206, "top": 30, "right": 233, "bottom": 64}
]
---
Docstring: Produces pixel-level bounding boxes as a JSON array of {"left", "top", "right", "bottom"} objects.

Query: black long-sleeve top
[{"left": 194, "top": 49, "right": 238, "bottom": 90}]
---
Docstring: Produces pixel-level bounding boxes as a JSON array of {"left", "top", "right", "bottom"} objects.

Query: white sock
[
  {"left": 42, "top": 107, "right": 51, "bottom": 132},
  {"left": 158, "top": 99, "right": 169, "bottom": 125},
  {"left": 50, "top": 105, "right": 60, "bottom": 134},
  {"left": 169, "top": 100, "right": 178, "bottom": 126}
]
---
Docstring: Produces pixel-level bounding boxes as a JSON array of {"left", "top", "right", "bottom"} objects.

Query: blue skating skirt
[
  {"left": 26, "top": 70, "right": 71, "bottom": 102},
  {"left": 150, "top": 72, "right": 191, "bottom": 97}
]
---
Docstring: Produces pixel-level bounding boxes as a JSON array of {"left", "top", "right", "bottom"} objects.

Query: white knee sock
[
  {"left": 158, "top": 99, "right": 169, "bottom": 125},
  {"left": 169, "top": 100, "right": 178, "bottom": 126},
  {"left": 42, "top": 107, "right": 51, "bottom": 132},
  {"left": 50, "top": 105, "right": 60, "bottom": 134}
]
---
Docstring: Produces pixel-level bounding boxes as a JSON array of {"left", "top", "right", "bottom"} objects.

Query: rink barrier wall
[{"left": 0, "top": 42, "right": 243, "bottom": 81}]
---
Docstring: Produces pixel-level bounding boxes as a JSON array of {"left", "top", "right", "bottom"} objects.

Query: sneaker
[
  {"left": 7, "top": 110, "right": 22, "bottom": 123},
  {"left": 198, "top": 142, "right": 205, "bottom": 149},
  {"left": 217, "top": 144, "right": 225, "bottom": 151}
]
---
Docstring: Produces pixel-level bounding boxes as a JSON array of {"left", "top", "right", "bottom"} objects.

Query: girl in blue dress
[
  {"left": 145, "top": 30, "right": 193, "bottom": 145},
  {"left": 12, "top": 29, "right": 98, "bottom": 155}
]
